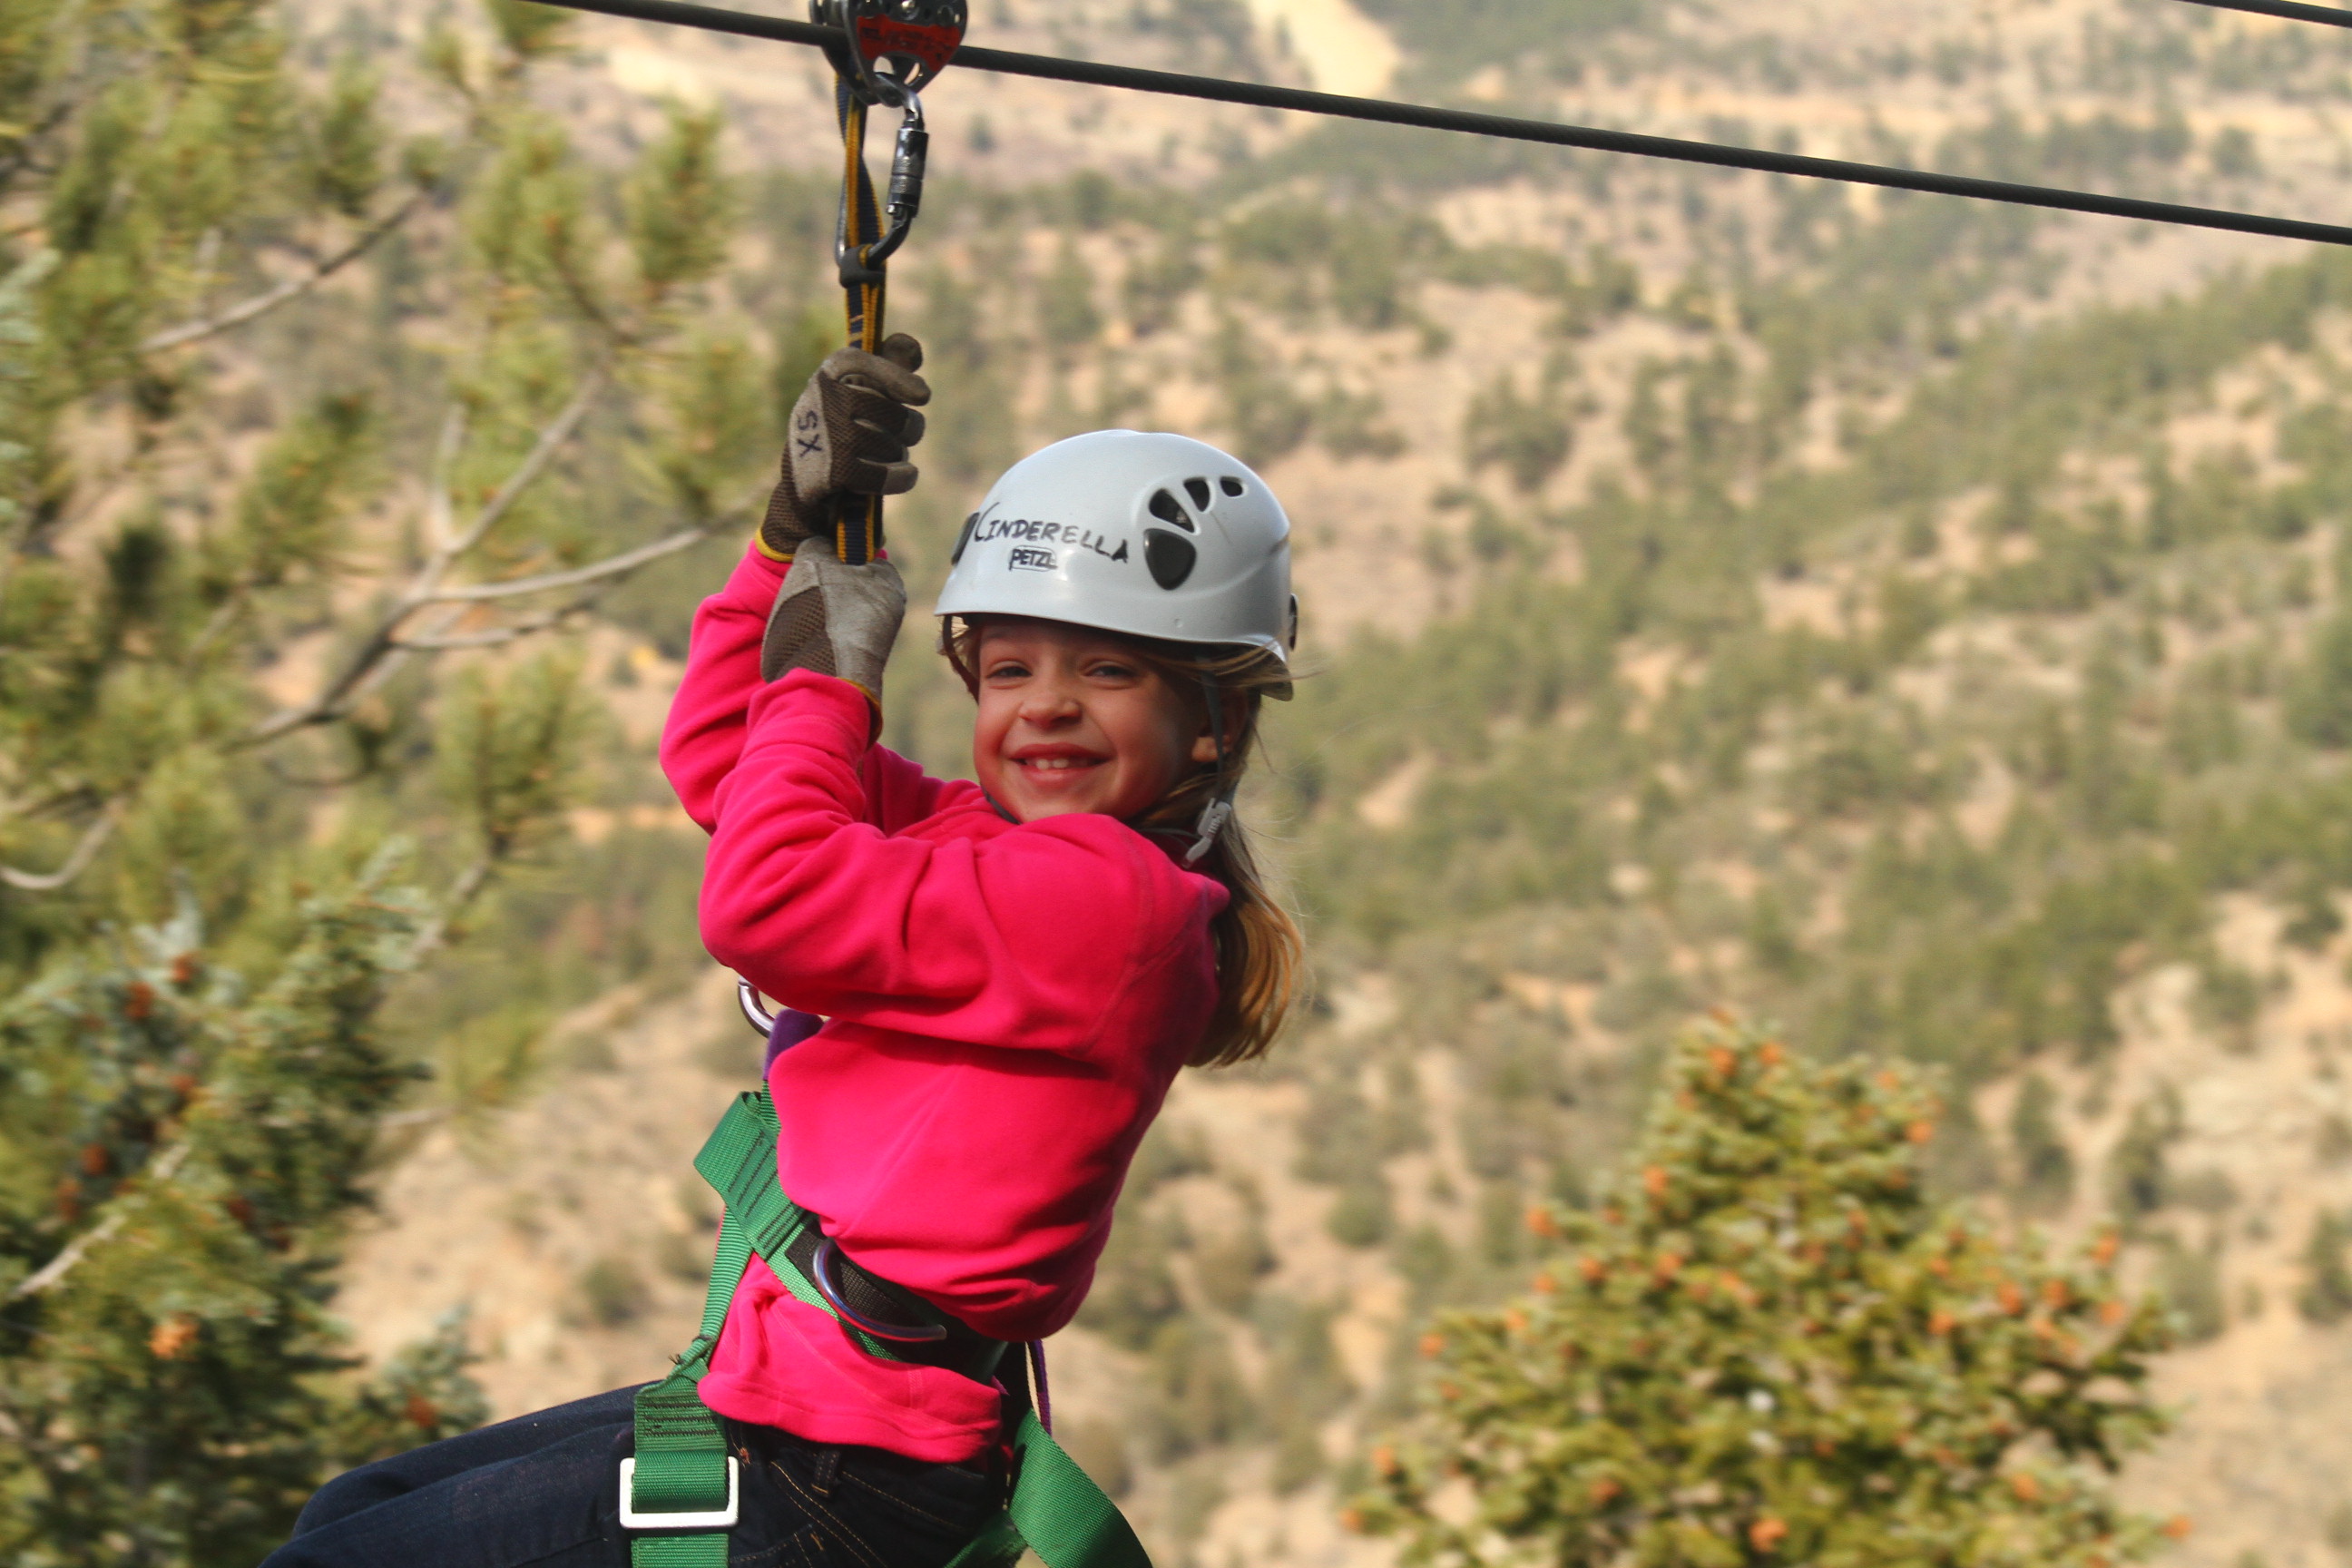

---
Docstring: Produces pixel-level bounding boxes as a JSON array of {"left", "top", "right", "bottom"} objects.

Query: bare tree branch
[
  {"left": 407, "top": 856, "right": 495, "bottom": 963},
  {"left": 425, "top": 524, "right": 712, "bottom": 603},
  {"left": 138, "top": 191, "right": 430, "bottom": 355},
  {"left": 243, "top": 367, "right": 609, "bottom": 743},
  {"left": 426, "top": 404, "right": 467, "bottom": 554},
  {"left": 394, "top": 611, "right": 568, "bottom": 651},
  {"left": 0, "top": 807, "right": 118, "bottom": 892},
  {"left": 0, "top": 100, "right": 78, "bottom": 190},
  {"left": 442, "top": 368, "right": 608, "bottom": 560}
]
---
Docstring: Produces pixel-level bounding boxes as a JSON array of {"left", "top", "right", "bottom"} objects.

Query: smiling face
[{"left": 970, "top": 618, "right": 1223, "bottom": 823}]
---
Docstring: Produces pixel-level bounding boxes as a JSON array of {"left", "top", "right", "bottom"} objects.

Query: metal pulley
[{"left": 810, "top": 0, "right": 965, "bottom": 103}]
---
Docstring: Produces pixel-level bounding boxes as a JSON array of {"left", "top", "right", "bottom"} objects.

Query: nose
[{"left": 1016, "top": 675, "right": 1083, "bottom": 727}]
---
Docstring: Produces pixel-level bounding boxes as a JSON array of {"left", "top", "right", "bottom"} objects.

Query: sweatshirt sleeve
[
  {"left": 859, "top": 743, "right": 969, "bottom": 835},
  {"left": 661, "top": 542, "right": 960, "bottom": 834},
  {"left": 699, "top": 671, "right": 1220, "bottom": 1056},
  {"left": 660, "top": 544, "right": 790, "bottom": 833}
]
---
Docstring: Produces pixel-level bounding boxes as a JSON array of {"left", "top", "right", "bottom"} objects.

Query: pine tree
[
  {"left": 0, "top": 0, "right": 772, "bottom": 1558},
  {"left": 1354, "top": 1018, "right": 2177, "bottom": 1568},
  {"left": 0, "top": 862, "right": 489, "bottom": 1563}
]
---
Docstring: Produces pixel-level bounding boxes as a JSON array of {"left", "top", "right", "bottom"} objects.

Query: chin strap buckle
[{"left": 1185, "top": 795, "right": 1234, "bottom": 867}]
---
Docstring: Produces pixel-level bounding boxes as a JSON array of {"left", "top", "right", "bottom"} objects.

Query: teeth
[{"left": 1023, "top": 758, "right": 1094, "bottom": 770}]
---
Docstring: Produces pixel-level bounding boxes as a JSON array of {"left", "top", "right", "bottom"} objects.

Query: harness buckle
[{"left": 619, "top": 1455, "right": 740, "bottom": 1532}]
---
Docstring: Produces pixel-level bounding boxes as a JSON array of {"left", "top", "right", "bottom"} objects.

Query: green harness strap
[{"left": 623, "top": 1091, "right": 1149, "bottom": 1568}]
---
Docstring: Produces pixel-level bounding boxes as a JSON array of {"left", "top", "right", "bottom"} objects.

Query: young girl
[{"left": 263, "top": 335, "right": 1300, "bottom": 1568}]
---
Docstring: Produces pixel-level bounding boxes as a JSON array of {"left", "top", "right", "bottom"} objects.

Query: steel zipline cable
[
  {"left": 527, "top": 0, "right": 2352, "bottom": 249},
  {"left": 2171, "top": 0, "right": 2352, "bottom": 29}
]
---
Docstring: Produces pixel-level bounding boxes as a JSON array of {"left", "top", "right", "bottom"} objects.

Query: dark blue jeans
[{"left": 260, "top": 1386, "right": 1001, "bottom": 1568}]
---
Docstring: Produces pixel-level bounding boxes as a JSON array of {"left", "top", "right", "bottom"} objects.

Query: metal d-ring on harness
[{"left": 808, "top": 0, "right": 961, "bottom": 567}]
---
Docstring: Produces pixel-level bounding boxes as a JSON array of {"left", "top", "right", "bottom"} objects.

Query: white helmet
[{"left": 934, "top": 430, "right": 1297, "bottom": 666}]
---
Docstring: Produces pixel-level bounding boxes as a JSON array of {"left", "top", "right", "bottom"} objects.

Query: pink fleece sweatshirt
[{"left": 658, "top": 544, "right": 1226, "bottom": 1463}]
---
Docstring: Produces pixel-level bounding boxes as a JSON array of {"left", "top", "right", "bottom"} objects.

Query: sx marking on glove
[{"left": 762, "top": 338, "right": 931, "bottom": 562}]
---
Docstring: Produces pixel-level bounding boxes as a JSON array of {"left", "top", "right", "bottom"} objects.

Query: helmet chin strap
[{"left": 1185, "top": 674, "right": 1236, "bottom": 868}]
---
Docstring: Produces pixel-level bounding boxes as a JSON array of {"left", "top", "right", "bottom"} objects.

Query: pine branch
[
  {"left": 11, "top": 848, "right": 493, "bottom": 1297},
  {"left": 5, "top": 1143, "right": 191, "bottom": 1301},
  {"left": 137, "top": 191, "right": 430, "bottom": 355},
  {"left": 0, "top": 806, "right": 118, "bottom": 892}
]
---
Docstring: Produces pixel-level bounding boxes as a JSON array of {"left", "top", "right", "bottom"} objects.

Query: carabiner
[
  {"left": 738, "top": 977, "right": 776, "bottom": 1036},
  {"left": 836, "top": 86, "right": 928, "bottom": 289}
]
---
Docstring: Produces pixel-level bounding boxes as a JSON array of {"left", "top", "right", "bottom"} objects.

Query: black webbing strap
[{"left": 832, "top": 78, "right": 887, "bottom": 566}]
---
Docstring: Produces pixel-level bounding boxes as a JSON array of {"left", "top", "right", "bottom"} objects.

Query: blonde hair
[{"left": 945, "top": 622, "right": 1303, "bottom": 1068}]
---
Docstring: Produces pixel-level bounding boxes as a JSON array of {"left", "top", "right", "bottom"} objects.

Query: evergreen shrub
[{"left": 1355, "top": 1020, "right": 2174, "bottom": 1568}]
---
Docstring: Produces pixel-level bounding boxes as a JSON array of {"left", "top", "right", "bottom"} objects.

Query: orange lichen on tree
[{"left": 148, "top": 1316, "right": 201, "bottom": 1360}]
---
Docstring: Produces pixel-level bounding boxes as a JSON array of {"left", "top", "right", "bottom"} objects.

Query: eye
[{"left": 984, "top": 659, "right": 1031, "bottom": 681}]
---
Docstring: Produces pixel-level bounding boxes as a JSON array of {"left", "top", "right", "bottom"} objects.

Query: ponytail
[{"left": 943, "top": 623, "right": 1303, "bottom": 1067}]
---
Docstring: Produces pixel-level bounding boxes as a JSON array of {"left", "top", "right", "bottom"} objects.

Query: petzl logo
[{"left": 1009, "top": 547, "right": 1057, "bottom": 572}]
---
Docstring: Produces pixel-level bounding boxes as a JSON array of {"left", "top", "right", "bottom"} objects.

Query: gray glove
[
  {"left": 760, "top": 543, "right": 907, "bottom": 708},
  {"left": 760, "top": 335, "right": 930, "bottom": 557}
]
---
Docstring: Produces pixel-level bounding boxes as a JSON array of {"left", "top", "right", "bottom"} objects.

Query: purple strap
[
  {"left": 763, "top": 1007, "right": 825, "bottom": 1072},
  {"left": 1026, "top": 1339, "right": 1052, "bottom": 1433}
]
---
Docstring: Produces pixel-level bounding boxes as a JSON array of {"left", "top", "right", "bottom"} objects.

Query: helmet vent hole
[
  {"left": 1144, "top": 529, "right": 1198, "bottom": 590},
  {"left": 1184, "top": 478, "right": 1213, "bottom": 511},
  {"left": 1148, "top": 489, "right": 1197, "bottom": 533},
  {"left": 1220, "top": 476, "right": 1246, "bottom": 497},
  {"left": 951, "top": 513, "right": 978, "bottom": 564}
]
